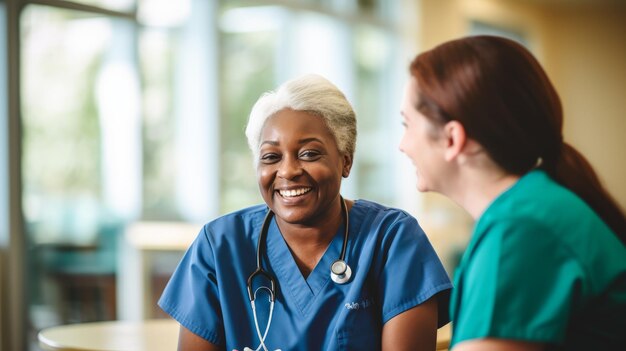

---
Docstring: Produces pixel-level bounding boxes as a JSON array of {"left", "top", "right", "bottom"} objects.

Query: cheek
[
  {"left": 257, "top": 167, "right": 274, "bottom": 188},
  {"left": 308, "top": 166, "right": 333, "bottom": 182},
  {"left": 306, "top": 166, "right": 342, "bottom": 191}
]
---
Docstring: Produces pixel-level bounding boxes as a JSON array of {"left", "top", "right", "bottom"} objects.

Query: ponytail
[{"left": 546, "top": 143, "right": 626, "bottom": 244}]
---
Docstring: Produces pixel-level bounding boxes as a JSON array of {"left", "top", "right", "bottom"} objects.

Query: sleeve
[
  {"left": 157, "top": 225, "right": 225, "bottom": 346},
  {"left": 453, "top": 218, "right": 585, "bottom": 345},
  {"left": 378, "top": 213, "right": 453, "bottom": 327}
]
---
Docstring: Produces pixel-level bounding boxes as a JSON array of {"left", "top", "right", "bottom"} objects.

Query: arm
[
  {"left": 178, "top": 325, "right": 222, "bottom": 351},
  {"left": 453, "top": 338, "right": 546, "bottom": 351},
  {"left": 381, "top": 294, "right": 438, "bottom": 351}
]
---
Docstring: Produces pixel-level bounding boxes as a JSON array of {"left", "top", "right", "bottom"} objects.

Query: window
[
  {"left": 20, "top": 4, "right": 140, "bottom": 345},
  {"left": 218, "top": 1, "right": 404, "bottom": 212},
  {"left": 8, "top": 0, "right": 407, "bottom": 348},
  {"left": 0, "top": 0, "right": 8, "bottom": 250},
  {"left": 470, "top": 20, "right": 528, "bottom": 46}
]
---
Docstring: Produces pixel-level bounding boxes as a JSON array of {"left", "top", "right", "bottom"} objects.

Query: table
[
  {"left": 437, "top": 323, "right": 452, "bottom": 350},
  {"left": 39, "top": 319, "right": 450, "bottom": 350},
  {"left": 38, "top": 319, "right": 178, "bottom": 351}
]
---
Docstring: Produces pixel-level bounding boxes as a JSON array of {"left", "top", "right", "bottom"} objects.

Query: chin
[
  {"left": 416, "top": 182, "right": 430, "bottom": 193},
  {"left": 273, "top": 207, "right": 308, "bottom": 224}
]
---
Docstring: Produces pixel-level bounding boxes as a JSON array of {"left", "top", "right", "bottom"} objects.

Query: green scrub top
[{"left": 450, "top": 170, "right": 626, "bottom": 350}]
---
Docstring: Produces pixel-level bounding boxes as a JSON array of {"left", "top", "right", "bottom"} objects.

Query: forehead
[{"left": 260, "top": 109, "right": 334, "bottom": 142}]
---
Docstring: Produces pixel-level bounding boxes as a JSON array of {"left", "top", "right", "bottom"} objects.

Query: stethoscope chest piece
[{"left": 330, "top": 259, "right": 352, "bottom": 284}]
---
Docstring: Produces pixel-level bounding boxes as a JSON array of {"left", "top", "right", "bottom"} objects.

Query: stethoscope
[{"left": 242, "top": 197, "right": 352, "bottom": 351}]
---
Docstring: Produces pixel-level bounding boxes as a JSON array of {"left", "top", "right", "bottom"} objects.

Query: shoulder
[
  {"left": 206, "top": 204, "right": 267, "bottom": 227},
  {"left": 466, "top": 204, "right": 625, "bottom": 292},
  {"left": 469, "top": 213, "right": 579, "bottom": 281},
  {"left": 352, "top": 199, "right": 426, "bottom": 243},
  {"left": 477, "top": 170, "right": 615, "bottom": 251},
  {"left": 202, "top": 204, "right": 268, "bottom": 243},
  {"left": 353, "top": 199, "right": 417, "bottom": 225},
  {"left": 483, "top": 170, "right": 604, "bottom": 229}
]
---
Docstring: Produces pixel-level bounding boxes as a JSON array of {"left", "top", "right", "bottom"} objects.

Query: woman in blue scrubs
[
  {"left": 159, "top": 74, "right": 452, "bottom": 351},
  {"left": 399, "top": 36, "right": 626, "bottom": 350}
]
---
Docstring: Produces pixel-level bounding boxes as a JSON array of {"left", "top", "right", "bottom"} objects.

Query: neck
[
  {"left": 277, "top": 198, "right": 345, "bottom": 244},
  {"left": 276, "top": 198, "right": 348, "bottom": 277},
  {"left": 445, "top": 167, "right": 520, "bottom": 220}
]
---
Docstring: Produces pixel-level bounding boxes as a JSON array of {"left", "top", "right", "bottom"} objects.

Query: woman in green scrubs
[{"left": 398, "top": 35, "right": 626, "bottom": 351}]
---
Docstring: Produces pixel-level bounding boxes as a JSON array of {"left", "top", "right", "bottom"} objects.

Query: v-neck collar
[{"left": 265, "top": 213, "right": 345, "bottom": 317}]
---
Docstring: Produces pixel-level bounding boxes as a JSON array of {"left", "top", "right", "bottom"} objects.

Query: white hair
[{"left": 245, "top": 74, "right": 357, "bottom": 165}]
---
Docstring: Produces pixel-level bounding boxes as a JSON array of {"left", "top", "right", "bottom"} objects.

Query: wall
[{"left": 541, "top": 4, "right": 626, "bottom": 211}]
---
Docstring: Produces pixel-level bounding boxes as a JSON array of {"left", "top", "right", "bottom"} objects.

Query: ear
[
  {"left": 442, "top": 120, "right": 467, "bottom": 162},
  {"left": 342, "top": 153, "right": 354, "bottom": 178}
]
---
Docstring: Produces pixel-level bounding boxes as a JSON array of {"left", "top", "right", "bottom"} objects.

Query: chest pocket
[{"left": 336, "top": 298, "right": 381, "bottom": 351}]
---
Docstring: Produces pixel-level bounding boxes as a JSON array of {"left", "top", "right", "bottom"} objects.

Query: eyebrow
[{"left": 260, "top": 137, "right": 325, "bottom": 147}]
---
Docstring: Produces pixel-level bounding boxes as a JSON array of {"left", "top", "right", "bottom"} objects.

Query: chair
[{"left": 41, "top": 220, "right": 121, "bottom": 323}]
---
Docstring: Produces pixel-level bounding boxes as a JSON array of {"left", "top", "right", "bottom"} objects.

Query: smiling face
[
  {"left": 257, "top": 109, "right": 352, "bottom": 226},
  {"left": 399, "top": 79, "right": 447, "bottom": 193}
]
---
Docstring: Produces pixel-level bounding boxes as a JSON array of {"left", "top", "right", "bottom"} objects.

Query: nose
[
  {"left": 277, "top": 156, "right": 303, "bottom": 179},
  {"left": 398, "top": 135, "right": 407, "bottom": 154}
]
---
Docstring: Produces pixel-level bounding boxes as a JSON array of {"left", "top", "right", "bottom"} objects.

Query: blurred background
[{"left": 0, "top": 0, "right": 624, "bottom": 350}]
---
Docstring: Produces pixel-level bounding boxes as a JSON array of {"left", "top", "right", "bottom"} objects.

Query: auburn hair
[{"left": 410, "top": 35, "right": 625, "bottom": 243}]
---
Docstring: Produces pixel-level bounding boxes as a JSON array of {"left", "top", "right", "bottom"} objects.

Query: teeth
[{"left": 279, "top": 188, "right": 311, "bottom": 197}]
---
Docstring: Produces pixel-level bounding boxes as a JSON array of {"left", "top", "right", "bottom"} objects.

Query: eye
[
  {"left": 299, "top": 150, "right": 321, "bottom": 161},
  {"left": 259, "top": 152, "right": 280, "bottom": 164}
]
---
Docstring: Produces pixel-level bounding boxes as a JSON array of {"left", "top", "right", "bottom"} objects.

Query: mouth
[{"left": 276, "top": 187, "right": 312, "bottom": 198}]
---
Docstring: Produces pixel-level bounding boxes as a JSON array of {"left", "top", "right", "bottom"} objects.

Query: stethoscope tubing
[
  {"left": 243, "top": 196, "right": 350, "bottom": 351},
  {"left": 337, "top": 197, "right": 349, "bottom": 266},
  {"left": 247, "top": 196, "right": 350, "bottom": 301},
  {"left": 247, "top": 210, "right": 276, "bottom": 302}
]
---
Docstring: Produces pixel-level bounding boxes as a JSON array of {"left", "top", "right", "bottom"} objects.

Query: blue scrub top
[{"left": 158, "top": 200, "right": 452, "bottom": 350}]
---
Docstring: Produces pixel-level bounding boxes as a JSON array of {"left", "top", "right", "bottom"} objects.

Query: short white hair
[{"left": 245, "top": 74, "right": 357, "bottom": 164}]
